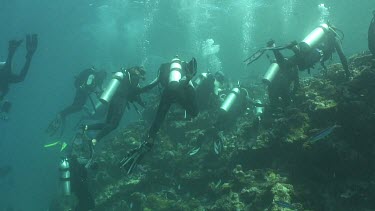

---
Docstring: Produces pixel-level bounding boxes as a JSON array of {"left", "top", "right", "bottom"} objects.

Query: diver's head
[
  {"left": 214, "top": 71, "right": 225, "bottom": 83},
  {"left": 95, "top": 70, "right": 107, "bottom": 86},
  {"left": 128, "top": 66, "right": 146, "bottom": 85}
]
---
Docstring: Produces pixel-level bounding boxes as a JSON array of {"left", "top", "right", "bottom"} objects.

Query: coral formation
[{"left": 66, "top": 52, "right": 375, "bottom": 210}]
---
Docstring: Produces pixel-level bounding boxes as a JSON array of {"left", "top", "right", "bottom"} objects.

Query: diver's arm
[
  {"left": 333, "top": 38, "right": 350, "bottom": 77},
  {"left": 139, "top": 77, "right": 159, "bottom": 93},
  {"left": 4, "top": 40, "right": 21, "bottom": 75},
  {"left": 272, "top": 49, "right": 286, "bottom": 65},
  {"left": 139, "top": 67, "right": 162, "bottom": 93}
]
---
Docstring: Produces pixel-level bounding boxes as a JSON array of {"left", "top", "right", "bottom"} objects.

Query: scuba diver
[
  {"left": 295, "top": 23, "right": 349, "bottom": 78},
  {"left": 46, "top": 68, "right": 107, "bottom": 137},
  {"left": 0, "top": 34, "right": 38, "bottom": 116},
  {"left": 369, "top": 10, "right": 375, "bottom": 56},
  {"left": 262, "top": 40, "right": 299, "bottom": 109},
  {"left": 59, "top": 156, "right": 95, "bottom": 211},
  {"left": 246, "top": 23, "right": 350, "bottom": 80},
  {"left": 190, "top": 85, "right": 262, "bottom": 155},
  {"left": 120, "top": 56, "right": 198, "bottom": 174},
  {"left": 194, "top": 70, "right": 228, "bottom": 111},
  {"left": 81, "top": 66, "right": 146, "bottom": 147}
]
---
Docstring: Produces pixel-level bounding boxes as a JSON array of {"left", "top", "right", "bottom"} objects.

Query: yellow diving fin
[
  {"left": 60, "top": 142, "right": 68, "bottom": 152},
  {"left": 44, "top": 141, "right": 61, "bottom": 148}
]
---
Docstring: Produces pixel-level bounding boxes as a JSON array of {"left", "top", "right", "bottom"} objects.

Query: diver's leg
[
  {"left": 148, "top": 91, "right": 172, "bottom": 140},
  {"left": 59, "top": 90, "right": 88, "bottom": 119},
  {"left": 9, "top": 35, "right": 37, "bottom": 83},
  {"left": 92, "top": 100, "right": 125, "bottom": 141},
  {"left": 180, "top": 85, "right": 199, "bottom": 118},
  {"left": 4, "top": 40, "right": 22, "bottom": 75},
  {"left": 334, "top": 38, "right": 350, "bottom": 78}
]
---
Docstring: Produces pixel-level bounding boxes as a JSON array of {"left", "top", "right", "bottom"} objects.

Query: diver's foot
[{"left": 26, "top": 34, "right": 38, "bottom": 56}]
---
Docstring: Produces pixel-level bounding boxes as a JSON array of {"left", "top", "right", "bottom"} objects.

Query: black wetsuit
[
  {"left": 70, "top": 157, "right": 95, "bottom": 211},
  {"left": 195, "top": 73, "right": 216, "bottom": 111},
  {"left": 142, "top": 62, "right": 199, "bottom": 140},
  {"left": 87, "top": 70, "right": 144, "bottom": 141},
  {"left": 59, "top": 69, "right": 101, "bottom": 119},
  {"left": 369, "top": 15, "right": 375, "bottom": 55},
  {"left": 276, "top": 27, "right": 349, "bottom": 77},
  {"left": 267, "top": 49, "right": 299, "bottom": 107},
  {"left": 0, "top": 47, "right": 33, "bottom": 101}
]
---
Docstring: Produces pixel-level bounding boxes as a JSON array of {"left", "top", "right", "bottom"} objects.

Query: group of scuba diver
[{"left": 1, "top": 13, "right": 374, "bottom": 211}]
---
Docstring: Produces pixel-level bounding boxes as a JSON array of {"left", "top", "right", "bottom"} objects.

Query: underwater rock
[{"left": 69, "top": 52, "right": 375, "bottom": 211}]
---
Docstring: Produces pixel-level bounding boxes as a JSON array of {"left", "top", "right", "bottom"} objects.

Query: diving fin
[{"left": 44, "top": 141, "right": 61, "bottom": 148}]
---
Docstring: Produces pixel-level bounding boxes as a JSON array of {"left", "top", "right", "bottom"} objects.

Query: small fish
[
  {"left": 189, "top": 147, "right": 200, "bottom": 156},
  {"left": 275, "top": 201, "right": 297, "bottom": 210},
  {"left": 308, "top": 125, "right": 341, "bottom": 143},
  {"left": 213, "top": 140, "right": 222, "bottom": 154}
]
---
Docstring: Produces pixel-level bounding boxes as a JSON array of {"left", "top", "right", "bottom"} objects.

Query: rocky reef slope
[{"left": 89, "top": 52, "right": 375, "bottom": 211}]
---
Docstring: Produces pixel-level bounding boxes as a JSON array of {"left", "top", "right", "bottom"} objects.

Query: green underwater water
[{"left": 0, "top": 0, "right": 375, "bottom": 210}]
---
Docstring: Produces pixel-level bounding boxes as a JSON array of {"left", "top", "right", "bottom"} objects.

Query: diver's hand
[
  {"left": 26, "top": 34, "right": 38, "bottom": 56},
  {"left": 120, "top": 141, "right": 153, "bottom": 174},
  {"left": 286, "top": 40, "right": 298, "bottom": 49},
  {"left": 8, "top": 40, "right": 23, "bottom": 53}
]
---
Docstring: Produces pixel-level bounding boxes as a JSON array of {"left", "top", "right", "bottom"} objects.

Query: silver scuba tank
[
  {"left": 59, "top": 158, "right": 71, "bottom": 196},
  {"left": 262, "top": 63, "right": 280, "bottom": 85},
  {"left": 220, "top": 87, "right": 241, "bottom": 113},
  {"left": 168, "top": 57, "right": 183, "bottom": 90},
  {"left": 300, "top": 23, "right": 329, "bottom": 52},
  {"left": 194, "top": 73, "right": 208, "bottom": 88},
  {"left": 100, "top": 71, "right": 124, "bottom": 104}
]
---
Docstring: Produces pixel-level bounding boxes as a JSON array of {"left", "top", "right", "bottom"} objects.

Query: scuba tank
[
  {"left": 300, "top": 23, "right": 329, "bottom": 52},
  {"left": 59, "top": 158, "right": 71, "bottom": 196},
  {"left": 100, "top": 71, "right": 124, "bottom": 104},
  {"left": 194, "top": 73, "right": 208, "bottom": 88},
  {"left": 262, "top": 63, "right": 280, "bottom": 84},
  {"left": 220, "top": 87, "right": 241, "bottom": 113},
  {"left": 168, "top": 57, "right": 183, "bottom": 90}
]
